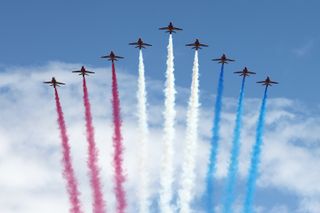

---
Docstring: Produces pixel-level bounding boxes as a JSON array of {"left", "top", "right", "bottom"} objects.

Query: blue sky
[{"left": 0, "top": 0, "right": 319, "bottom": 104}]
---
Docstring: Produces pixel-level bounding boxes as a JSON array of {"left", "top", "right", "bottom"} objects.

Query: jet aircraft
[
  {"left": 212, "top": 54, "right": 235, "bottom": 64},
  {"left": 234, "top": 67, "right": 256, "bottom": 77},
  {"left": 101, "top": 51, "right": 124, "bottom": 62},
  {"left": 129, "top": 38, "right": 152, "bottom": 49},
  {"left": 257, "top": 76, "right": 278, "bottom": 87},
  {"left": 159, "top": 22, "right": 183, "bottom": 34},
  {"left": 43, "top": 77, "right": 65, "bottom": 87},
  {"left": 72, "top": 66, "right": 95, "bottom": 77},
  {"left": 186, "top": 39, "right": 208, "bottom": 50}
]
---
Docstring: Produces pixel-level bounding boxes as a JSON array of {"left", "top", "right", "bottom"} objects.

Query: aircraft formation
[
  {"left": 44, "top": 68, "right": 277, "bottom": 88},
  {"left": 44, "top": 21, "right": 278, "bottom": 89},
  {"left": 44, "top": 21, "right": 278, "bottom": 213}
]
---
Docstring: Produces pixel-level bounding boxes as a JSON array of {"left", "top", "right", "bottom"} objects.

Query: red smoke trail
[
  {"left": 82, "top": 77, "right": 106, "bottom": 213},
  {"left": 54, "top": 87, "right": 83, "bottom": 213},
  {"left": 111, "top": 62, "right": 127, "bottom": 213}
]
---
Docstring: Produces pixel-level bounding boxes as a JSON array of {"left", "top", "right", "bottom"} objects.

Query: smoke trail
[
  {"left": 137, "top": 50, "right": 150, "bottom": 213},
  {"left": 160, "top": 34, "right": 176, "bottom": 213},
  {"left": 178, "top": 50, "right": 200, "bottom": 213},
  {"left": 243, "top": 87, "right": 268, "bottom": 213},
  {"left": 82, "top": 77, "right": 106, "bottom": 213},
  {"left": 111, "top": 62, "right": 127, "bottom": 213},
  {"left": 206, "top": 64, "right": 225, "bottom": 213},
  {"left": 223, "top": 77, "right": 246, "bottom": 213},
  {"left": 54, "top": 87, "right": 83, "bottom": 213}
]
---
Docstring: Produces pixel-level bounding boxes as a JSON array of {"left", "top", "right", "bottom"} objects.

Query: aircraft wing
[
  {"left": 234, "top": 71, "right": 243, "bottom": 74},
  {"left": 257, "top": 81, "right": 266, "bottom": 83},
  {"left": 56, "top": 82, "right": 65, "bottom": 85},
  {"left": 173, "top": 27, "right": 182, "bottom": 31},
  {"left": 101, "top": 55, "right": 109, "bottom": 59},
  {"left": 270, "top": 81, "right": 279, "bottom": 84},
  {"left": 212, "top": 59, "right": 221, "bottom": 61},
  {"left": 43, "top": 81, "right": 52, "bottom": 84},
  {"left": 159, "top": 27, "right": 168, "bottom": 30},
  {"left": 129, "top": 42, "right": 138, "bottom": 45},
  {"left": 248, "top": 71, "right": 256, "bottom": 74},
  {"left": 115, "top": 56, "right": 124, "bottom": 59},
  {"left": 199, "top": 44, "right": 208, "bottom": 47},
  {"left": 186, "top": 43, "right": 195, "bottom": 46},
  {"left": 144, "top": 43, "right": 152, "bottom": 46},
  {"left": 73, "top": 70, "right": 94, "bottom": 74},
  {"left": 227, "top": 59, "right": 235, "bottom": 62}
]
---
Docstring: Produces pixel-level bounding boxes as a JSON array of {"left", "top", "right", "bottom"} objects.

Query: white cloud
[
  {"left": 293, "top": 40, "right": 315, "bottom": 57},
  {"left": 0, "top": 62, "right": 319, "bottom": 212}
]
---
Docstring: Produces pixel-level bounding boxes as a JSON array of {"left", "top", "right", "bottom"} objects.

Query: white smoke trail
[
  {"left": 178, "top": 51, "right": 200, "bottom": 213},
  {"left": 160, "top": 34, "right": 176, "bottom": 213},
  {"left": 137, "top": 50, "right": 150, "bottom": 213}
]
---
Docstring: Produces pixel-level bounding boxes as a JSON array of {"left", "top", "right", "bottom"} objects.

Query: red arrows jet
[
  {"left": 234, "top": 67, "right": 256, "bottom": 77},
  {"left": 212, "top": 54, "right": 235, "bottom": 64},
  {"left": 257, "top": 76, "right": 279, "bottom": 88},
  {"left": 129, "top": 38, "right": 152, "bottom": 49},
  {"left": 159, "top": 22, "right": 183, "bottom": 34},
  {"left": 43, "top": 77, "right": 65, "bottom": 87},
  {"left": 72, "top": 66, "right": 95, "bottom": 77},
  {"left": 186, "top": 39, "right": 208, "bottom": 50},
  {"left": 101, "top": 51, "right": 124, "bottom": 62}
]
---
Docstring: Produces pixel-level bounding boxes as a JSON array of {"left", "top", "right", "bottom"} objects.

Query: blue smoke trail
[
  {"left": 206, "top": 63, "right": 225, "bottom": 213},
  {"left": 243, "top": 87, "right": 268, "bottom": 213},
  {"left": 223, "top": 77, "right": 246, "bottom": 213}
]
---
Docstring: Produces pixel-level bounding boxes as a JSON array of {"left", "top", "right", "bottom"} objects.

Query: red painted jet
[
  {"left": 186, "top": 39, "right": 208, "bottom": 50},
  {"left": 159, "top": 22, "right": 183, "bottom": 34},
  {"left": 43, "top": 77, "right": 65, "bottom": 87},
  {"left": 72, "top": 66, "right": 95, "bottom": 77},
  {"left": 257, "top": 76, "right": 278, "bottom": 87},
  {"left": 212, "top": 54, "right": 235, "bottom": 64},
  {"left": 234, "top": 67, "right": 256, "bottom": 77},
  {"left": 101, "top": 51, "right": 124, "bottom": 62},
  {"left": 129, "top": 38, "right": 152, "bottom": 49}
]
